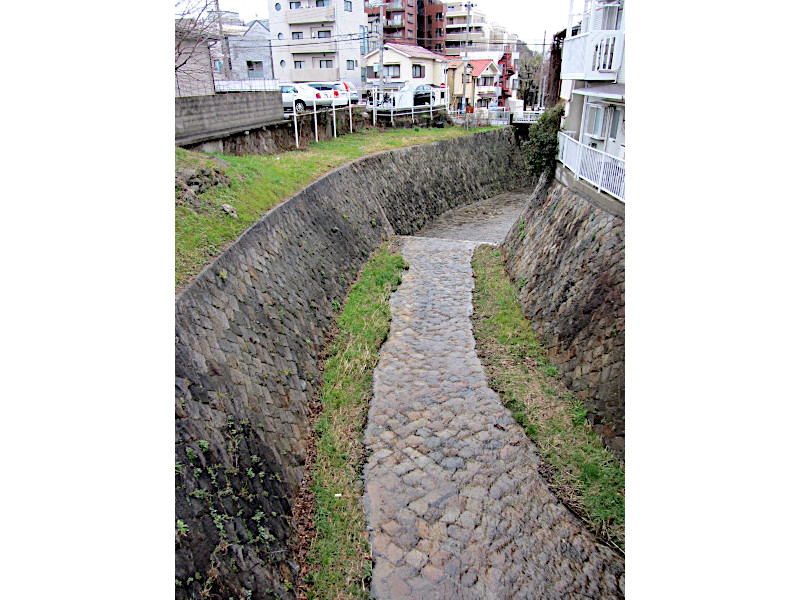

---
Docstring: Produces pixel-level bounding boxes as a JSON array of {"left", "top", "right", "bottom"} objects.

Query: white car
[
  {"left": 279, "top": 83, "right": 333, "bottom": 113},
  {"left": 305, "top": 81, "right": 350, "bottom": 107},
  {"left": 342, "top": 80, "right": 361, "bottom": 103}
]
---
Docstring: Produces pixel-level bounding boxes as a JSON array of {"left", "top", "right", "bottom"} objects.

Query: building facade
[
  {"left": 364, "top": 42, "right": 447, "bottom": 87},
  {"left": 365, "top": 0, "right": 445, "bottom": 54},
  {"left": 268, "top": 0, "right": 368, "bottom": 83},
  {"left": 228, "top": 20, "right": 275, "bottom": 80},
  {"left": 558, "top": 0, "right": 625, "bottom": 200}
]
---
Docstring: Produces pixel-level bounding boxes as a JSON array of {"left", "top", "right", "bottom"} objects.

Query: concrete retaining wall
[
  {"left": 174, "top": 128, "right": 528, "bottom": 599},
  {"left": 175, "top": 91, "right": 284, "bottom": 146},
  {"left": 501, "top": 176, "right": 625, "bottom": 457}
]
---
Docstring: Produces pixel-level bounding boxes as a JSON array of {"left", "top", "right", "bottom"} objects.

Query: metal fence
[{"left": 558, "top": 131, "right": 625, "bottom": 201}]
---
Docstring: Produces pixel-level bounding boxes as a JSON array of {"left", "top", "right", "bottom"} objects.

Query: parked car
[
  {"left": 397, "top": 84, "right": 436, "bottom": 106},
  {"left": 279, "top": 83, "right": 333, "bottom": 112},
  {"left": 342, "top": 80, "right": 361, "bottom": 103},
  {"left": 305, "top": 81, "right": 350, "bottom": 107}
]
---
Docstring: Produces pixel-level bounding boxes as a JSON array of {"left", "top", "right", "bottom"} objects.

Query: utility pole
[
  {"left": 462, "top": 1, "right": 474, "bottom": 114},
  {"left": 537, "top": 30, "right": 546, "bottom": 109},
  {"left": 213, "top": 0, "right": 231, "bottom": 78}
]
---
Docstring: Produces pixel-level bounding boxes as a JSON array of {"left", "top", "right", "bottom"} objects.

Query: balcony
[
  {"left": 476, "top": 85, "right": 498, "bottom": 97},
  {"left": 290, "top": 67, "right": 338, "bottom": 81},
  {"left": 290, "top": 39, "right": 337, "bottom": 53},
  {"left": 558, "top": 132, "right": 625, "bottom": 201},
  {"left": 447, "top": 31, "right": 485, "bottom": 42},
  {"left": 382, "top": 18, "right": 404, "bottom": 28},
  {"left": 285, "top": 6, "right": 334, "bottom": 24},
  {"left": 561, "top": 30, "right": 624, "bottom": 81},
  {"left": 385, "top": 1, "right": 404, "bottom": 11}
]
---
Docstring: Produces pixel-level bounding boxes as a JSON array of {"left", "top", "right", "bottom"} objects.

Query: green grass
[
  {"left": 471, "top": 245, "right": 625, "bottom": 552},
  {"left": 175, "top": 126, "right": 497, "bottom": 291},
  {"left": 307, "top": 244, "right": 408, "bottom": 599}
]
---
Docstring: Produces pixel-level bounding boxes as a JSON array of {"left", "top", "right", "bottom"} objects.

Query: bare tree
[{"left": 175, "top": 0, "right": 222, "bottom": 96}]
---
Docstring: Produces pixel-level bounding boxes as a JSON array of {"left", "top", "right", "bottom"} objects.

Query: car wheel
[{"left": 294, "top": 100, "right": 306, "bottom": 113}]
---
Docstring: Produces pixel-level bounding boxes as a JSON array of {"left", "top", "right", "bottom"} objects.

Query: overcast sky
[{"left": 220, "top": 0, "right": 572, "bottom": 50}]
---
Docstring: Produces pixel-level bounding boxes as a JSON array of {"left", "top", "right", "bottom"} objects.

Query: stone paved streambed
[{"left": 362, "top": 189, "right": 625, "bottom": 599}]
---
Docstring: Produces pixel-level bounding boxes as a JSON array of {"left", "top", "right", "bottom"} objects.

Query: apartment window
[
  {"left": 412, "top": 64, "right": 425, "bottom": 78},
  {"left": 294, "top": 60, "right": 305, "bottom": 68},
  {"left": 434, "top": 43, "right": 442, "bottom": 52},
  {"left": 586, "top": 104, "right": 606, "bottom": 138},
  {"left": 289, "top": 1, "right": 300, "bottom": 7},
  {"left": 447, "top": 6, "right": 454, "bottom": 11},
  {"left": 275, "top": 3, "right": 281, "bottom": 10},
  {"left": 347, "top": 59, "right": 356, "bottom": 70},
  {"left": 292, "top": 31, "right": 303, "bottom": 39},
  {"left": 609, "top": 107, "right": 622, "bottom": 140},
  {"left": 247, "top": 60, "right": 264, "bottom": 78},
  {"left": 277, "top": 32, "right": 284, "bottom": 39},
  {"left": 435, "top": 28, "right": 443, "bottom": 36},
  {"left": 344, "top": 0, "right": 352, "bottom": 10},
  {"left": 317, "top": 30, "right": 331, "bottom": 38},
  {"left": 316, "top": 0, "right": 330, "bottom": 6},
  {"left": 384, "top": 64, "right": 401, "bottom": 78},
  {"left": 280, "top": 59, "right": 287, "bottom": 68}
]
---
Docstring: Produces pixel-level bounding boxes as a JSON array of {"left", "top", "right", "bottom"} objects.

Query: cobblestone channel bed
[{"left": 362, "top": 190, "right": 625, "bottom": 599}]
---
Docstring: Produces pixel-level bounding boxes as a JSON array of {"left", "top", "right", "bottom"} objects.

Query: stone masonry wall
[
  {"left": 175, "top": 129, "right": 527, "bottom": 600},
  {"left": 175, "top": 91, "right": 284, "bottom": 146},
  {"left": 501, "top": 176, "right": 625, "bottom": 457}
]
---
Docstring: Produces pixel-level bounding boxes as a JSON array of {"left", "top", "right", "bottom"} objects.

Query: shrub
[{"left": 521, "top": 104, "right": 565, "bottom": 178}]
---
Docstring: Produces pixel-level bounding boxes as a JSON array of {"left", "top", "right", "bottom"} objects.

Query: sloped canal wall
[
  {"left": 174, "top": 129, "right": 528, "bottom": 599},
  {"left": 501, "top": 175, "right": 625, "bottom": 457}
]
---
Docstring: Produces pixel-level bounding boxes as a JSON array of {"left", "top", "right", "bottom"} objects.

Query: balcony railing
[
  {"left": 290, "top": 39, "right": 337, "bottom": 53},
  {"left": 382, "top": 18, "right": 404, "bottom": 27},
  {"left": 561, "top": 30, "right": 624, "bottom": 81},
  {"left": 285, "top": 6, "right": 334, "bottom": 24},
  {"left": 290, "top": 67, "right": 339, "bottom": 81},
  {"left": 558, "top": 131, "right": 625, "bottom": 201}
]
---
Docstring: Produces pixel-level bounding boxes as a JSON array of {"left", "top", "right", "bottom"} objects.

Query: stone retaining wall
[
  {"left": 175, "top": 91, "right": 285, "bottom": 146},
  {"left": 175, "top": 129, "right": 528, "bottom": 600},
  {"left": 501, "top": 176, "right": 625, "bottom": 457}
]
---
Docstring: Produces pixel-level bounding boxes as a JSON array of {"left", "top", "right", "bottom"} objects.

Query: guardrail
[
  {"left": 214, "top": 78, "right": 280, "bottom": 92},
  {"left": 558, "top": 132, "right": 625, "bottom": 201},
  {"left": 365, "top": 88, "right": 450, "bottom": 126}
]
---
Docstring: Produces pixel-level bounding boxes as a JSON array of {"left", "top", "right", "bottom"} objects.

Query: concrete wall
[
  {"left": 175, "top": 91, "right": 284, "bottom": 146},
  {"left": 501, "top": 175, "right": 625, "bottom": 457},
  {"left": 175, "top": 129, "right": 527, "bottom": 600}
]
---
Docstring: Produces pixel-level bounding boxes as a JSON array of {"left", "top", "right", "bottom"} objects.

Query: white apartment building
[
  {"left": 443, "top": 1, "right": 488, "bottom": 58},
  {"left": 557, "top": 0, "right": 625, "bottom": 201},
  {"left": 268, "top": 0, "right": 368, "bottom": 83}
]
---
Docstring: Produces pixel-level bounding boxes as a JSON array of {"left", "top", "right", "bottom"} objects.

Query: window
[
  {"left": 214, "top": 60, "right": 223, "bottom": 73},
  {"left": 294, "top": 60, "right": 305, "bottom": 68},
  {"left": 320, "top": 59, "right": 333, "bottom": 68},
  {"left": 412, "top": 64, "right": 425, "bottom": 78},
  {"left": 280, "top": 59, "right": 287, "bottom": 68},
  {"left": 586, "top": 104, "right": 606, "bottom": 138},
  {"left": 317, "top": 30, "right": 331, "bottom": 38},
  {"left": 292, "top": 31, "right": 303, "bottom": 39},
  {"left": 435, "top": 28, "right": 443, "bottom": 36},
  {"left": 344, "top": 0, "right": 352, "bottom": 11},
  {"left": 434, "top": 44, "right": 442, "bottom": 52},
  {"left": 277, "top": 32, "right": 284, "bottom": 39},
  {"left": 347, "top": 59, "right": 356, "bottom": 70},
  {"left": 609, "top": 107, "right": 622, "bottom": 140},
  {"left": 384, "top": 64, "right": 401, "bottom": 78},
  {"left": 247, "top": 60, "right": 264, "bottom": 78},
  {"left": 289, "top": 1, "right": 300, "bottom": 7},
  {"left": 316, "top": 0, "right": 330, "bottom": 6},
  {"left": 274, "top": 3, "right": 281, "bottom": 10}
]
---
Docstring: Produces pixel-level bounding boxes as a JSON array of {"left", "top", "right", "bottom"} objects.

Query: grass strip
[
  {"left": 471, "top": 245, "right": 625, "bottom": 552},
  {"left": 176, "top": 126, "right": 496, "bottom": 291},
  {"left": 304, "top": 244, "right": 408, "bottom": 599}
]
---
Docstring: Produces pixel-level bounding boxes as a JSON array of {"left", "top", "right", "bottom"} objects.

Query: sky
[{"left": 220, "top": 0, "right": 572, "bottom": 50}]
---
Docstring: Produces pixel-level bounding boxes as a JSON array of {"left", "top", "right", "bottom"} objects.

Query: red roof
[{"left": 468, "top": 59, "right": 494, "bottom": 77}]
